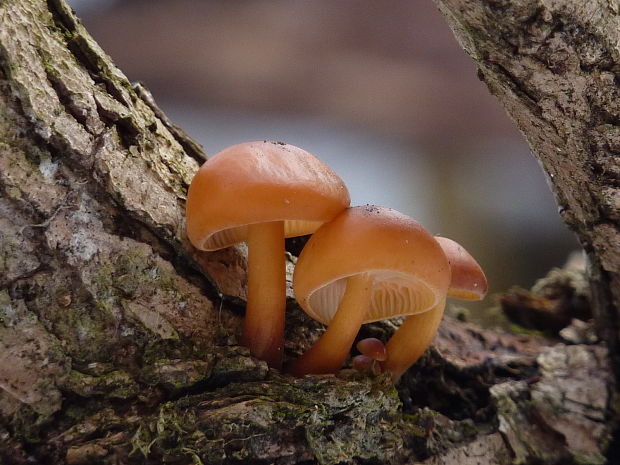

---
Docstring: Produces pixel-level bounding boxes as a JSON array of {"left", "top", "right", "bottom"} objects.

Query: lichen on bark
[{"left": 0, "top": 0, "right": 618, "bottom": 464}]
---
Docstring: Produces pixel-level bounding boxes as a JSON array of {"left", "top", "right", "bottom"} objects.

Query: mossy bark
[{"left": 0, "top": 0, "right": 616, "bottom": 464}]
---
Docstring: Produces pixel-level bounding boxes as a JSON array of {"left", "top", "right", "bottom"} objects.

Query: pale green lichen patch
[
  {"left": 85, "top": 243, "right": 218, "bottom": 345},
  {"left": 22, "top": 220, "right": 218, "bottom": 367},
  {"left": 62, "top": 370, "right": 140, "bottom": 400},
  {"left": 0, "top": 290, "right": 36, "bottom": 328},
  {"left": 206, "top": 346, "right": 269, "bottom": 387},
  {"left": 140, "top": 358, "right": 214, "bottom": 393},
  {"left": 0, "top": 148, "right": 67, "bottom": 218},
  {"left": 25, "top": 269, "right": 119, "bottom": 365}
]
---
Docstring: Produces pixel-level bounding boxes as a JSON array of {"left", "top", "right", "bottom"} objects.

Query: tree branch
[{"left": 433, "top": 0, "right": 620, "bottom": 374}]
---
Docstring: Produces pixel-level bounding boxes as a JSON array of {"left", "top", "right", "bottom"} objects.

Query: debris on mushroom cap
[
  {"left": 434, "top": 236, "right": 488, "bottom": 301},
  {"left": 186, "top": 140, "right": 350, "bottom": 251},
  {"left": 294, "top": 206, "right": 451, "bottom": 327}
]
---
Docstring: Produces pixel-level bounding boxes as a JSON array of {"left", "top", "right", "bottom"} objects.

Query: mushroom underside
[
  {"left": 199, "top": 219, "right": 325, "bottom": 250},
  {"left": 306, "top": 271, "right": 441, "bottom": 325}
]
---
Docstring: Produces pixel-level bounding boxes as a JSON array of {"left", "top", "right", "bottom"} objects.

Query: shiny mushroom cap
[
  {"left": 294, "top": 205, "right": 451, "bottom": 326},
  {"left": 186, "top": 141, "right": 350, "bottom": 251},
  {"left": 434, "top": 236, "right": 488, "bottom": 300}
]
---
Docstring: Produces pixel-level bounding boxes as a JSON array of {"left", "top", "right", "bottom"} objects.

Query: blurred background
[{"left": 68, "top": 0, "right": 580, "bottom": 326}]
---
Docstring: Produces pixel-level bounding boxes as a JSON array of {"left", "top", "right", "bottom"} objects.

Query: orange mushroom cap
[
  {"left": 434, "top": 236, "right": 488, "bottom": 300},
  {"left": 294, "top": 206, "right": 451, "bottom": 326},
  {"left": 186, "top": 141, "right": 350, "bottom": 251},
  {"left": 186, "top": 141, "right": 350, "bottom": 369}
]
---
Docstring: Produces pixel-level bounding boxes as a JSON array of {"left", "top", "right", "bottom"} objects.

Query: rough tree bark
[
  {"left": 0, "top": 0, "right": 616, "bottom": 464},
  {"left": 433, "top": 0, "right": 620, "bottom": 371}
]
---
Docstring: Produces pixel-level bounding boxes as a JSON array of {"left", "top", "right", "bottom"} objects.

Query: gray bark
[
  {"left": 432, "top": 0, "right": 620, "bottom": 373},
  {"left": 0, "top": 0, "right": 616, "bottom": 464}
]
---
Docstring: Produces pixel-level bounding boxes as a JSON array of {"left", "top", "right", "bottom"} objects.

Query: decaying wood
[
  {"left": 0, "top": 0, "right": 616, "bottom": 463},
  {"left": 500, "top": 262, "right": 592, "bottom": 334}
]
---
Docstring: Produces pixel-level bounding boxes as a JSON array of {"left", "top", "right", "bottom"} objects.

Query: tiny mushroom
[
  {"left": 356, "top": 338, "right": 387, "bottom": 362},
  {"left": 351, "top": 338, "right": 387, "bottom": 374},
  {"left": 286, "top": 205, "right": 450, "bottom": 376},
  {"left": 382, "top": 236, "right": 488, "bottom": 382},
  {"left": 186, "top": 141, "right": 350, "bottom": 368},
  {"left": 351, "top": 354, "right": 381, "bottom": 374}
]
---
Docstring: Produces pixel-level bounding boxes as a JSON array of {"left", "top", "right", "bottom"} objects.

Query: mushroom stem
[
  {"left": 286, "top": 273, "right": 373, "bottom": 376},
  {"left": 242, "top": 221, "right": 286, "bottom": 369},
  {"left": 382, "top": 297, "right": 447, "bottom": 383}
]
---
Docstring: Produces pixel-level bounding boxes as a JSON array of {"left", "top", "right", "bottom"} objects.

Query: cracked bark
[
  {"left": 432, "top": 0, "right": 620, "bottom": 373},
  {"left": 0, "top": 0, "right": 617, "bottom": 464}
]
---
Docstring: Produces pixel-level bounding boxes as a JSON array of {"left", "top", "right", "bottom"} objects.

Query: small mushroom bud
[{"left": 356, "top": 338, "right": 387, "bottom": 362}]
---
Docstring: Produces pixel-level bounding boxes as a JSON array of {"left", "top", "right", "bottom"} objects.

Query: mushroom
[
  {"left": 382, "top": 236, "right": 488, "bottom": 382},
  {"left": 351, "top": 354, "right": 381, "bottom": 374},
  {"left": 286, "top": 205, "right": 450, "bottom": 376},
  {"left": 351, "top": 338, "right": 387, "bottom": 374},
  {"left": 434, "top": 236, "right": 488, "bottom": 300},
  {"left": 186, "top": 141, "right": 350, "bottom": 368},
  {"left": 356, "top": 338, "right": 387, "bottom": 362}
]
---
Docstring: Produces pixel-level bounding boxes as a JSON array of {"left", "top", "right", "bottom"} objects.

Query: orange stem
[
  {"left": 383, "top": 297, "right": 446, "bottom": 382},
  {"left": 286, "top": 273, "right": 372, "bottom": 376},
  {"left": 242, "top": 221, "right": 286, "bottom": 369}
]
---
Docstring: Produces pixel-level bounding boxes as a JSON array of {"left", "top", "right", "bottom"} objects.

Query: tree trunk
[
  {"left": 433, "top": 0, "right": 620, "bottom": 373},
  {"left": 0, "top": 0, "right": 616, "bottom": 464}
]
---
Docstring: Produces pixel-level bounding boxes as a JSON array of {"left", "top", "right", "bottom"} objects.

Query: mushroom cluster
[{"left": 186, "top": 141, "right": 487, "bottom": 382}]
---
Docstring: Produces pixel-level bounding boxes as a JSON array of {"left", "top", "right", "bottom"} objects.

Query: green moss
[
  {"left": 572, "top": 452, "right": 607, "bottom": 465},
  {"left": 129, "top": 423, "right": 156, "bottom": 458},
  {"left": 9, "top": 404, "right": 54, "bottom": 444},
  {"left": 91, "top": 247, "right": 157, "bottom": 299},
  {"left": 130, "top": 402, "right": 199, "bottom": 461},
  {"left": 508, "top": 322, "right": 552, "bottom": 338},
  {"left": 126, "top": 374, "right": 405, "bottom": 464},
  {"left": 0, "top": 290, "right": 11, "bottom": 326},
  {"left": 63, "top": 369, "right": 139, "bottom": 399}
]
